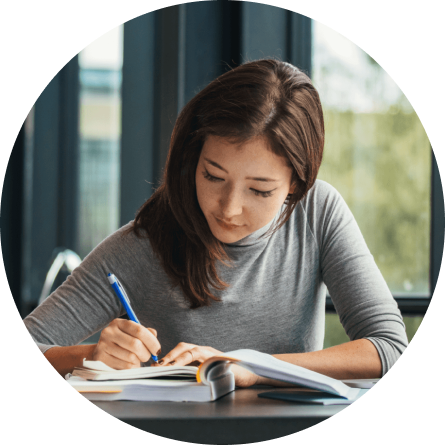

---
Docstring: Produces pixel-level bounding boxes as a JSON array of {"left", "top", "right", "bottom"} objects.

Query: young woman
[{"left": 24, "top": 59, "right": 408, "bottom": 387}]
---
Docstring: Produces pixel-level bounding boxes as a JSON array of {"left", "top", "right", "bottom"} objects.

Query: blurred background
[{"left": 1, "top": 1, "right": 443, "bottom": 347}]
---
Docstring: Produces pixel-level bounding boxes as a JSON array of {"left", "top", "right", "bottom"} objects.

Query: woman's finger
[
  {"left": 154, "top": 345, "right": 258, "bottom": 387},
  {"left": 116, "top": 319, "right": 161, "bottom": 362},
  {"left": 147, "top": 328, "right": 157, "bottom": 337},
  {"left": 169, "top": 347, "right": 203, "bottom": 366},
  {"left": 93, "top": 347, "right": 141, "bottom": 370},
  {"left": 159, "top": 344, "right": 222, "bottom": 366},
  {"left": 158, "top": 342, "right": 194, "bottom": 365}
]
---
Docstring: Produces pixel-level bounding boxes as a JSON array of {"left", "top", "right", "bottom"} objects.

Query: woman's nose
[{"left": 219, "top": 186, "right": 243, "bottom": 219}]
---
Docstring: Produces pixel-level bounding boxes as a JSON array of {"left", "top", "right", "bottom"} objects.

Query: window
[
  {"left": 311, "top": 22, "right": 432, "bottom": 345},
  {"left": 77, "top": 26, "right": 123, "bottom": 258}
]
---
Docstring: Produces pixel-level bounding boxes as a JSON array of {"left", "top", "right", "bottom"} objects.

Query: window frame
[{"left": 5, "top": 56, "right": 80, "bottom": 316}]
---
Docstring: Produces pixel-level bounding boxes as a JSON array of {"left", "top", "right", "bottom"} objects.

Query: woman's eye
[
  {"left": 202, "top": 170, "right": 273, "bottom": 198},
  {"left": 203, "top": 171, "right": 223, "bottom": 182},
  {"left": 251, "top": 189, "right": 272, "bottom": 198}
]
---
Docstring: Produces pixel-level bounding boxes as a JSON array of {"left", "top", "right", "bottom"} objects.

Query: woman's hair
[{"left": 132, "top": 59, "right": 324, "bottom": 308}]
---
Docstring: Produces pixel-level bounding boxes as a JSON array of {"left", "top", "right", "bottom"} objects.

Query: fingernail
[
  {"left": 156, "top": 348, "right": 162, "bottom": 356},
  {"left": 158, "top": 359, "right": 164, "bottom": 365}
]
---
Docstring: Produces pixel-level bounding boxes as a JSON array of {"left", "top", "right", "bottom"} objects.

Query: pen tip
[{"left": 107, "top": 273, "right": 111, "bottom": 276}]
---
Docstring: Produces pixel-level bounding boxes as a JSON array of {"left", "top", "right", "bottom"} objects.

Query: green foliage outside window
[
  {"left": 318, "top": 109, "right": 431, "bottom": 294},
  {"left": 313, "top": 21, "right": 431, "bottom": 348}
]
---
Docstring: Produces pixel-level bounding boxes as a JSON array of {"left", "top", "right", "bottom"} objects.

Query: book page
[
  {"left": 82, "top": 359, "right": 116, "bottom": 372},
  {"left": 200, "top": 349, "right": 360, "bottom": 400},
  {"left": 74, "top": 360, "right": 198, "bottom": 381}
]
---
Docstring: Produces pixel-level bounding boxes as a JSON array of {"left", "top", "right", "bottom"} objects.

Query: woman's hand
[
  {"left": 156, "top": 342, "right": 259, "bottom": 388},
  {"left": 92, "top": 318, "right": 161, "bottom": 370}
]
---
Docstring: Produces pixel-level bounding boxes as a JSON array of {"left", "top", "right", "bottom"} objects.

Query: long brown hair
[{"left": 132, "top": 59, "right": 324, "bottom": 308}]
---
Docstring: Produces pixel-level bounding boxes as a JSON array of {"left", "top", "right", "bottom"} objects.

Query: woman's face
[{"left": 196, "top": 135, "right": 295, "bottom": 244}]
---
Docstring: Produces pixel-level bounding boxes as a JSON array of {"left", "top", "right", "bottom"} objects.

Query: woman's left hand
[{"left": 155, "top": 342, "right": 259, "bottom": 388}]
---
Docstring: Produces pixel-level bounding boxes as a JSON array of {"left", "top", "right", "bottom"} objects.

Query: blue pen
[{"left": 107, "top": 273, "right": 158, "bottom": 363}]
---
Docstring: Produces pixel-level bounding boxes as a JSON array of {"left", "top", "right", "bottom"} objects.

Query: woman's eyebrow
[{"left": 204, "top": 158, "right": 278, "bottom": 182}]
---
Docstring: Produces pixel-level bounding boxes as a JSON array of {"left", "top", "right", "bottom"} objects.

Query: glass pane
[
  {"left": 312, "top": 21, "right": 431, "bottom": 296},
  {"left": 77, "top": 26, "right": 123, "bottom": 258}
]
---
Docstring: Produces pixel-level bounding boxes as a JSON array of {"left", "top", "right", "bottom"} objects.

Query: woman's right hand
[{"left": 92, "top": 318, "right": 161, "bottom": 370}]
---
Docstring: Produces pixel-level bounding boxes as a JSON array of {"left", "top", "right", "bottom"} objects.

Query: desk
[{"left": 0, "top": 386, "right": 445, "bottom": 444}]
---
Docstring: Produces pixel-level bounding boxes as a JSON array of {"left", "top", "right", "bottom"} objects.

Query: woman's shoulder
[
  {"left": 82, "top": 221, "right": 156, "bottom": 266},
  {"left": 313, "top": 178, "right": 338, "bottom": 193},
  {"left": 291, "top": 179, "right": 352, "bottom": 244},
  {"left": 297, "top": 179, "right": 345, "bottom": 215}
]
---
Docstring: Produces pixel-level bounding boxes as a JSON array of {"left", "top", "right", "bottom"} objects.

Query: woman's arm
[
  {"left": 44, "top": 344, "right": 96, "bottom": 377},
  {"left": 257, "top": 338, "right": 381, "bottom": 386},
  {"left": 24, "top": 224, "right": 154, "bottom": 357},
  {"left": 311, "top": 183, "right": 408, "bottom": 376}
]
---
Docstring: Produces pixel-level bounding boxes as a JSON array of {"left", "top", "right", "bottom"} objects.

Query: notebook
[{"left": 67, "top": 349, "right": 362, "bottom": 402}]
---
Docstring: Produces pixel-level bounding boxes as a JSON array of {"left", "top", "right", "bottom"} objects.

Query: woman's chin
[{"left": 210, "top": 226, "right": 248, "bottom": 244}]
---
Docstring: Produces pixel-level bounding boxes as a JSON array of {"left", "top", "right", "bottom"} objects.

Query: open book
[
  {"left": 67, "top": 349, "right": 362, "bottom": 402},
  {"left": 71, "top": 359, "right": 198, "bottom": 380}
]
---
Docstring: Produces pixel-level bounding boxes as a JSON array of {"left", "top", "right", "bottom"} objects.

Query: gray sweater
[{"left": 24, "top": 180, "right": 408, "bottom": 375}]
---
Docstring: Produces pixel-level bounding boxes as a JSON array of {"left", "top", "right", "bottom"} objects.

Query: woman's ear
[{"left": 288, "top": 182, "right": 296, "bottom": 195}]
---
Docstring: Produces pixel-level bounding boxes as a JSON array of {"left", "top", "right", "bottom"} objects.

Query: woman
[{"left": 24, "top": 59, "right": 408, "bottom": 387}]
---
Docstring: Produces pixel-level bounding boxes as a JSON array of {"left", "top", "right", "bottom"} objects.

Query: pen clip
[{"left": 115, "top": 277, "right": 130, "bottom": 304}]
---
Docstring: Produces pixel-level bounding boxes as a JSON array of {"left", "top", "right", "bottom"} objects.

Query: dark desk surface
[{"left": 0, "top": 386, "right": 445, "bottom": 444}]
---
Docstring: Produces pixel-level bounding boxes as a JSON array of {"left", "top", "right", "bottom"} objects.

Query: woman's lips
[{"left": 214, "top": 216, "right": 244, "bottom": 230}]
